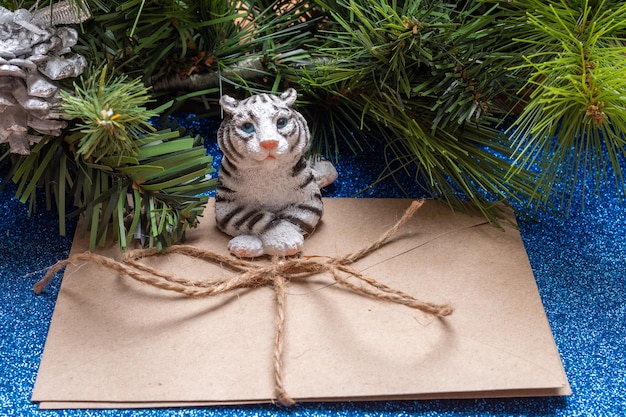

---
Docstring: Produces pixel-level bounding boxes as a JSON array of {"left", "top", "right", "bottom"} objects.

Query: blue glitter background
[{"left": 1, "top": 115, "right": 625, "bottom": 416}]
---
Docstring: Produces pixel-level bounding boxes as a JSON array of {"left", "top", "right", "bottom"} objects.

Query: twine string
[
  {"left": 34, "top": 200, "right": 453, "bottom": 407},
  {"left": 272, "top": 270, "right": 294, "bottom": 407}
]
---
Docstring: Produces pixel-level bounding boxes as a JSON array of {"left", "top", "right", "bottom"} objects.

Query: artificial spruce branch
[{"left": 8, "top": 63, "right": 216, "bottom": 250}]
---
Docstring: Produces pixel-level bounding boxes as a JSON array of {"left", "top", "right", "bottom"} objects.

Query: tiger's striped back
[{"left": 215, "top": 89, "right": 335, "bottom": 258}]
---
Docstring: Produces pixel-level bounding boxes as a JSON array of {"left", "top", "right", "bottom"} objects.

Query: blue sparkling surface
[{"left": 1, "top": 115, "right": 625, "bottom": 416}]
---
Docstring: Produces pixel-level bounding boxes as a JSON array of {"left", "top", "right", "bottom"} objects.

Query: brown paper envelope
[{"left": 32, "top": 198, "right": 570, "bottom": 408}]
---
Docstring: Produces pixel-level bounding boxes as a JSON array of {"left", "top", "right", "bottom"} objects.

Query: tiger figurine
[{"left": 215, "top": 88, "right": 337, "bottom": 258}]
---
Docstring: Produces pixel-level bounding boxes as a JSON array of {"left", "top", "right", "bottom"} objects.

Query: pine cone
[{"left": 0, "top": 6, "right": 87, "bottom": 154}]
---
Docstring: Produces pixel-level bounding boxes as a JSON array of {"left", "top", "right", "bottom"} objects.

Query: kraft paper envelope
[{"left": 32, "top": 198, "right": 570, "bottom": 409}]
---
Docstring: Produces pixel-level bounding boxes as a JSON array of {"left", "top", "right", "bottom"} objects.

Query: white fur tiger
[{"left": 215, "top": 88, "right": 337, "bottom": 258}]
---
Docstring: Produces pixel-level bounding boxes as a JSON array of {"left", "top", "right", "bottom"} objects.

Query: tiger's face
[{"left": 218, "top": 89, "right": 310, "bottom": 165}]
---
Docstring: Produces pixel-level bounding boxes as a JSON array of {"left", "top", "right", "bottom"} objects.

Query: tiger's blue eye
[
  {"left": 240, "top": 122, "right": 255, "bottom": 133},
  {"left": 276, "top": 117, "right": 288, "bottom": 129}
]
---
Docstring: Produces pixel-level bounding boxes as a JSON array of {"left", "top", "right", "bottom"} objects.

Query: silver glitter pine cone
[{"left": 0, "top": 4, "right": 89, "bottom": 155}]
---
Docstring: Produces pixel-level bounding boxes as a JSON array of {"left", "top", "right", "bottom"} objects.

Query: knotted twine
[{"left": 34, "top": 200, "right": 453, "bottom": 406}]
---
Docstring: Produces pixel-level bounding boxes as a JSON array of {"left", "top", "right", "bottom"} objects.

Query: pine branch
[
  {"left": 294, "top": 0, "right": 540, "bottom": 220},
  {"left": 60, "top": 66, "right": 160, "bottom": 162},
  {"left": 7, "top": 0, "right": 624, "bottom": 232},
  {"left": 498, "top": 0, "right": 626, "bottom": 208},
  {"left": 9, "top": 65, "right": 216, "bottom": 250}
]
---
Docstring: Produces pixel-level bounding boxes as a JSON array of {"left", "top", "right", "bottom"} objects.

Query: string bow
[{"left": 35, "top": 200, "right": 453, "bottom": 406}]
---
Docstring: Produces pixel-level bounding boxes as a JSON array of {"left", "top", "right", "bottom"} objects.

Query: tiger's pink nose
[{"left": 260, "top": 140, "right": 278, "bottom": 150}]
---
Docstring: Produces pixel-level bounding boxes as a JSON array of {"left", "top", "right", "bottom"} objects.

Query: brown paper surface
[{"left": 32, "top": 198, "right": 570, "bottom": 409}]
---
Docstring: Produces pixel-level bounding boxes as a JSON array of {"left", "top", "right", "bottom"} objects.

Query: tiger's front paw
[
  {"left": 261, "top": 221, "right": 304, "bottom": 257},
  {"left": 228, "top": 235, "right": 264, "bottom": 258}
]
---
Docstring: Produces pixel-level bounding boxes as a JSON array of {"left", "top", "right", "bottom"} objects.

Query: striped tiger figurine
[{"left": 215, "top": 88, "right": 337, "bottom": 258}]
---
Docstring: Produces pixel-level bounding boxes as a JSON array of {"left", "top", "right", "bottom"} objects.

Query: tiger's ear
[
  {"left": 219, "top": 95, "right": 239, "bottom": 114},
  {"left": 279, "top": 88, "right": 297, "bottom": 107}
]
